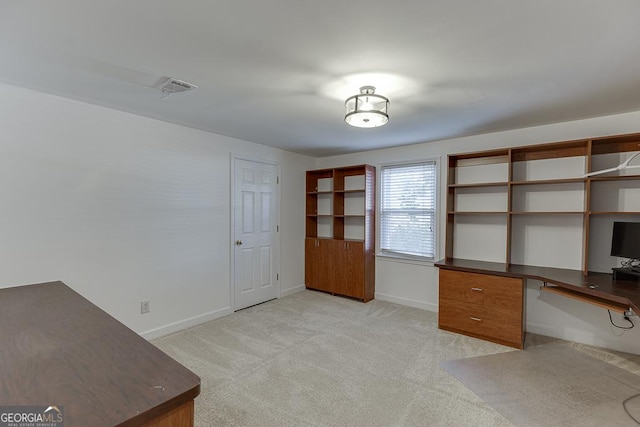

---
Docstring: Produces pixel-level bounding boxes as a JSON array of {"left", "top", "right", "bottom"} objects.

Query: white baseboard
[
  {"left": 281, "top": 284, "right": 306, "bottom": 298},
  {"left": 375, "top": 292, "right": 438, "bottom": 312},
  {"left": 141, "top": 285, "right": 305, "bottom": 341},
  {"left": 525, "top": 322, "right": 588, "bottom": 343},
  {"left": 525, "top": 321, "right": 640, "bottom": 355},
  {"left": 140, "top": 306, "right": 233, "bottom": 341}
]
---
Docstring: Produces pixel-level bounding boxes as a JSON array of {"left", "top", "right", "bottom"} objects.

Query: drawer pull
[
  {"left": 471, "top": 287, "right": 484, "bottom": 292},
  {"left": 469, "top": 317, "right": 483, "bottom": 322}
]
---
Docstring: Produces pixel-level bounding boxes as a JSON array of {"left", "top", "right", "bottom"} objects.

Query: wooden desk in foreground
[
  {"left": 435, "top": 259, "right": 640, "bottom": 348},
  {"left": 0, "top": 281, "right": 201, "bottom": 427}
]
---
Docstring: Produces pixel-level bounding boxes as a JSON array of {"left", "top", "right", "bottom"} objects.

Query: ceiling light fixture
[{"left": 345, "top": 86, "right": 389, "bottom": 128}]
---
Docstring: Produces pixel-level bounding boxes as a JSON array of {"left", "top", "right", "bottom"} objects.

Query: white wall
[
  {"left": 316, "top": 111, "right": 640, "bottom": 354},
  {"left": 0, "top": 82, "right": 314, "bottom": 339},
  {"left": 3, "top": 81, "right": 639, "bottom": 354}
]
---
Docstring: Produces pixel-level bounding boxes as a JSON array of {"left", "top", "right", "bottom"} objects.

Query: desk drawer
[
  {"left": 439, "top": 269, "right": 523, "bottom": 310},
  {"left": 439, "top": 298, "right": 523, "bottom": 347}
]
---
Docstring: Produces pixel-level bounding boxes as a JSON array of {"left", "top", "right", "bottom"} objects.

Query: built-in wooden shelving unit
[
  {"left": 305, "top": 165, "right": 375, "bottom": 301},
  {"left": 445, "top": 132, "right": 640, "bottom": 275}
]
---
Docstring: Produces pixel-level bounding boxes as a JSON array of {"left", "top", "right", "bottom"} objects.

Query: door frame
[{"left": 229, "top": 154, "right": 281, "bottom": 311}]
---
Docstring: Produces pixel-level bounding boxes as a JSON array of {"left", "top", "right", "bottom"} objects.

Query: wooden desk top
[
  {"left": 0, "top": 281, "right": 200, "bottom": 427},
  {"left": 435, "top": 258, "right": 640, "bottom": 314}
]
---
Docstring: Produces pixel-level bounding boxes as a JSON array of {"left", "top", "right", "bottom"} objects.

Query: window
[{"left": 379, "top": 160, "right": 438, "bottom": 260}]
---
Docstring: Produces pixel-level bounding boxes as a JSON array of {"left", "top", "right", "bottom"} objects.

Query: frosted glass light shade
[{"left": 345, "top": 86, "right": 389, "bottom": 128}]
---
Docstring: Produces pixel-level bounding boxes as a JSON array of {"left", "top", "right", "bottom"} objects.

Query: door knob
[{"left": 235, "top": 240, "right": 243, "bottom": 245}]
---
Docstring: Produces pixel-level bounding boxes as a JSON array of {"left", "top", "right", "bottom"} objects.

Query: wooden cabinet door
[
  {"left": 305, "top": 238, "right": 333, "bottom": 293},
  {"left": 334, "top": 240, "right": 364, "bottom": 299}
]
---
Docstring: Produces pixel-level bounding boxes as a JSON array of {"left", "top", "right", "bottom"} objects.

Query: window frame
[{"left": 376, "top": 158, "right": 440, "bottom": 264}]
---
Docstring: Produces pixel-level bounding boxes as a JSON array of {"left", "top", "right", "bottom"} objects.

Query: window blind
[{"left": 380, "top": 161, "right": 437, "bottom": 259}]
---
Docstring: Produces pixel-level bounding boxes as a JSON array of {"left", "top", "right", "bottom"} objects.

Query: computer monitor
[{"left": 611, "top": 221, "right": 640, "bottom": 260}]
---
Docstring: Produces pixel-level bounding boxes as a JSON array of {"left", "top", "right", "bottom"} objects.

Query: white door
[{"left": 232, "top": 158, "right": 279, "bottom": 310}]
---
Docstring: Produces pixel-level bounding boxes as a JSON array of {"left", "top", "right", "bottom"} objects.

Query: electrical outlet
[{"left": 141, "top": 300, "right": 151, "bottom": 314}]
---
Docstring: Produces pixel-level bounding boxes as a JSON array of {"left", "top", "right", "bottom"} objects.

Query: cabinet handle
[
  {"left": 471, "top": 287, "right": 484, "bottom": 292},
  {"left": 469, "top": 317, "right": 483, "bottom": 322}
]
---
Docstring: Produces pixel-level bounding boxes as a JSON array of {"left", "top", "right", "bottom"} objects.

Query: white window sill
[{"left": 375, "top": 252, "right": 436, "bottom": 267}]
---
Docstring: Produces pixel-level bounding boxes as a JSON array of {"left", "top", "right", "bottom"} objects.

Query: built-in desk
[
  {"left": 435, "top": 259, "right": 640, "bottom": 348},
  {"left": 0, "top": 281, "right": 201, "bottom": 427}
]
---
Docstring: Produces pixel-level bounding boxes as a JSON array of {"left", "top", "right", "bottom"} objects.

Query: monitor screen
[{"left": 611, "top": 222, "right": 640, "bottom": 260}]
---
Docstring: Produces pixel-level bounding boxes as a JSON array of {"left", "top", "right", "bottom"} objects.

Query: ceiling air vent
[{"left": 155, "top": 77, "right": 197, "bottom": 99}]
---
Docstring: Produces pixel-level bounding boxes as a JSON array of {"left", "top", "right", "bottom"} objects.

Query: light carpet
[{"left": 152, "top": 290, "right": 640, "bottom": 426}]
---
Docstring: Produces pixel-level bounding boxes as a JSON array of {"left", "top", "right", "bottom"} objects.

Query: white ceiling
[{"left": 3, "top": 1, "right": 640, "bottom": 157}]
